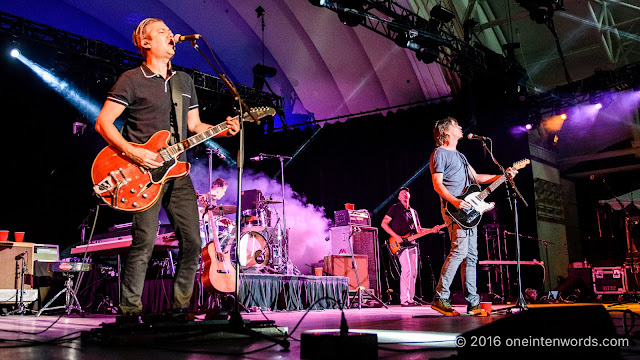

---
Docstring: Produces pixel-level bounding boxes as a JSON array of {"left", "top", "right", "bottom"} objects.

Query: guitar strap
[
  {"left": 409, "top": 208, "right": 420, "bottom": 233},
  {"left": 170, "top": 72, "right": 184, "bottom": 144}
]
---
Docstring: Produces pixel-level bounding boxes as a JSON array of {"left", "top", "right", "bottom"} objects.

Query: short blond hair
[
  {"left": 132, "top": 18, "right": 163, "bottom": 57},
  {"left": 433, "top": 117, "right": 458, "bottom": 146}
]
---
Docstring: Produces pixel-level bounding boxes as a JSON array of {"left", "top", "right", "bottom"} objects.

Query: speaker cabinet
[
  {"left": 329, "top": 226, "right": 380, "bottom": 296},
  {"left": 0, "top": 242, "right": 34, "bottom": 289},
  {"left": 324, "top": 254, "right": 369, "bottom": 290}
]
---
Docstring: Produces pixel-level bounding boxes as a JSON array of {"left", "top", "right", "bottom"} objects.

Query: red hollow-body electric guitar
[{"left": 92, "top": 107, "right": 275, "bottom": 212}]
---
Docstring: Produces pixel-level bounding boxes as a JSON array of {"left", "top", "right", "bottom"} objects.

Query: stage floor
[{"left": 0, "top": 302, "right": 638, "bottom": 359}]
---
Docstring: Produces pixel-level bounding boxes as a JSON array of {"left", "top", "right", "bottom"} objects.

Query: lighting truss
[
  {"left": 316, "top": 1, "right": 486, "bottom": 76},
  {"left": 0, "top": 11, "right": 284, "bottom": 112}
]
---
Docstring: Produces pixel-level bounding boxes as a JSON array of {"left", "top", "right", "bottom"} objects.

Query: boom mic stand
[
  {"left": 479, "top": 138, "right": 529, "bottom": 311},
  {"left": 6, "top": 252, "right": 34, "bottom": 315},
  {"left": 186, "top": 35, "right": 289, "bottom": 350}
]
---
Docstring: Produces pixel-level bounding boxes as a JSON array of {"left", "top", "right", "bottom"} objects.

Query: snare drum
[{"left": 236, "top": 230, "right": 270, "bottom": 267}]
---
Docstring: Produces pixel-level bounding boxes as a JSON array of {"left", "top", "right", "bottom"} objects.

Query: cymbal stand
[{"left": 255, "top": 153, "right": 299, "bottom": 275}]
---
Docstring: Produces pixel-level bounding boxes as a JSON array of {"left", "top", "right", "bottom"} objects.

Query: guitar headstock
[
  {"left": 512, "top": 158, "right": 530, "bottom": 170},
  {"left": 241, "top": 107, "right": 276, "bottom": 124}
]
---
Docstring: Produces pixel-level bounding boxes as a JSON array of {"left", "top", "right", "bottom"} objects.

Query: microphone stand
[
  {"left": 186, "top": 37, "right": 289, "bottom": 350},
  {"left": 480, "top": 139, "right": 529, "bottom": 310},
  {"left": 254, "top": 153, "right": 299, "bottom": 275}
]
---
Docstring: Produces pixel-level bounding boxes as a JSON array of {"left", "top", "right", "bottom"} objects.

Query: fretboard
[
  {"left": 477, "top": 175, "right": 507, "bottom": 201},
  {"left": 164, "top": 122, "right": 229, "bottom": 159}
]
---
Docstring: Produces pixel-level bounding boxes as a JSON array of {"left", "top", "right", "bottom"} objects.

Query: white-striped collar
[{"left": 139, "top": 63, "right": 176, "bottom": 80}]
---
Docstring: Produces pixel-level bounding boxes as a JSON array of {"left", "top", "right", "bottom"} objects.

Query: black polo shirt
[
  {"left": 107, "top": 64, "right": 198, "bottom": 161},
  {"left": 386, "top": 202, "right": 421, "bottom": 237}
]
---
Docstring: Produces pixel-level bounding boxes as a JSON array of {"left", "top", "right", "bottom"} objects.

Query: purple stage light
[
  {"left": 595, "top": 103, "right": 603, "bottom": 110},
  {"left": 525, "top": 124, "right": 533, "bottom": 130}
]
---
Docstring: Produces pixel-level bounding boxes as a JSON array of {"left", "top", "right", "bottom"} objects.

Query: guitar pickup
[{"left": 217, "top": 269, "right": 229, "bottom": 274}]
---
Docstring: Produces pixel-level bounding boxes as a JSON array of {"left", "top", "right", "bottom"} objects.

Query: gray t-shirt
[{"left": 429, "top": 147, "right": 472, "bottom": 197}]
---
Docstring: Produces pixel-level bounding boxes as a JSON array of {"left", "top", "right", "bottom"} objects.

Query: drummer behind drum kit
[{"left": 198, "top": 189, "right": 287, "bottom": 273}]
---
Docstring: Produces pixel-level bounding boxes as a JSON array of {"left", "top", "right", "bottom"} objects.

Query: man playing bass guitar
[
  {"left": 429, "top": 117, "right": 517, "bottom": 316},
  {"left": 381, "top": 187, "right": 428, "bottom": 307},
  {"left": 95, "top": 18, "right": 239, "bottom": 321}
]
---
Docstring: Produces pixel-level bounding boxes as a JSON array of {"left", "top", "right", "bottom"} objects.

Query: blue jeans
[
  {"left": 120, "top": 175, "right": 201, "bottom": 315},
  {"left": 435, "top": 210, "right": 480, "bottom": 306}
]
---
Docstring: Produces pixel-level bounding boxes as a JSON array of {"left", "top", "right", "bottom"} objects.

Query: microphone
[
  {"left": 15, "top": 251, "right": 27, "bottom": 261},
  {"left": 250, "top": 155, "right": 263, "bottom": 161},
  {"left": 173, "top": 34, "right": 201, "bottom": 43},
  {"left": 467, "top": 133, "right": 489, "bottom": 140}
]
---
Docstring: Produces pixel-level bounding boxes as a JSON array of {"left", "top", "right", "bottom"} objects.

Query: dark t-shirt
[
  {"left": 107, "top": 64, "right": 198, "bottom": 161},
  {"left": 385, "top": 202, "right": 420, "bottom": 237}
]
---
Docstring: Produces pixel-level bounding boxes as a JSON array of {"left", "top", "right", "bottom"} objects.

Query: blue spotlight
[{"left": 10, "top": 50, "right": 101, "bottom": 122}]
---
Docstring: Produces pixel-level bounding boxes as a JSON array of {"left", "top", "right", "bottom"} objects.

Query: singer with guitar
[
  {"left": 95, "top": 18, "right": 239, "bottom": 320},
  {"left": 381, "top": 187, "right": 441, "bottom": 307},
  {"left": 429, "top": 117, "right": 517, "bottom": 316}
]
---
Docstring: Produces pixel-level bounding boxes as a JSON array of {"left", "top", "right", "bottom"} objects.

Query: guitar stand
[{"left": 347, "top": 226, "right": 387, "bottom": 309}]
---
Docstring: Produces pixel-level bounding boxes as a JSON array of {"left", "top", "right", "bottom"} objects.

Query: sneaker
[
  {"left": 401, "top": 301, "right": 422, "bottom": 307},
  {"left": 431, "top": 298, "right": 460, "bottom": 316},
  {"left": 467, "top": 303, "right": 482, "bottom": 315}
]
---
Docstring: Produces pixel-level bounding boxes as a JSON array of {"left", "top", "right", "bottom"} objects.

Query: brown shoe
[
  {"left": 467, "top": 303, "right": 482, "bottom": 315},
  {"left": 430, "top": 298, "right": 460, "bottom": 316}
]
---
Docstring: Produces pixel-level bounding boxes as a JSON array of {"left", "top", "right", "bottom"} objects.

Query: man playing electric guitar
[
  {"left": 429, "top": 117, "right": 517, "bottom": 316},
  {"left": 95, "top": 18, "right": 240, "bottom": 321},
  {"left": 381, "top": 187, "right": 433, "bottom": 307}
]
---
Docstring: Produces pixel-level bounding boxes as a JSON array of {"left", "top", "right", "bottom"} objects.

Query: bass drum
[{"left": 235, "top": 229, "right": 270, "bottom": 267}]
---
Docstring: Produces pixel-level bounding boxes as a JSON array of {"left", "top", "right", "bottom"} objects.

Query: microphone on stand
[
  {"left": 173, "top": 34, "right": 201, "bottom": 44},
  {"left": 467, "top": 133, "right": 489, "bottom": 140},
  {"left": 15, "top": 251, "right": 27, "bottom": 261},
  {"left": 250, "top": 155, "right": 264, "bottom": 161}
]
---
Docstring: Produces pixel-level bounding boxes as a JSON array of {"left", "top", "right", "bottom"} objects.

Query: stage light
[
  {"left": 560, "top": 113, "right": 567, "bottom": 120},
  {"left": 10, "top": 48, "right": 20, "bottom": 58},
  {"left": 336, "top": 0, "right": 364, "bottom": 27},
  {"left": 430, "top": 4, "right": 455, "bottom": 24},
  {"left": 11, "top": 51, "right": 100, "bottom": 122},
  {"left": 525, "top": 124, "right": 533, "bottom": 130},
  {"left": 308, "top": 0, "right": 326, "bottom": 6},
  {"left": 595, "top": 103, "right": 603, "bottom": 110}
]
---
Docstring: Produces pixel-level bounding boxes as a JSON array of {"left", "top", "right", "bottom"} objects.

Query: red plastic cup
[
  {"left": 0, "top": 231, "right": 8, "bottom": 242},
  {"left": 480, "top": 301, "right": 492, "bottom": 315},
  {"left": 345, "top": 203, "right": 355, "bottom": 211},
  {"left": 14, "top": 232, "right": 25, "bottom": 242}
]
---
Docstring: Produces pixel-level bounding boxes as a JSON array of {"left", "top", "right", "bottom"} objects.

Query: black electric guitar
[{"left": 444, "top": 159, "right": 530, "bottom": 229}]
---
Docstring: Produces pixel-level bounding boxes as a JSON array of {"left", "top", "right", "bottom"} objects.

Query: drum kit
[{"left": 198, "top": 191, "right": 287, "bottom": 273}]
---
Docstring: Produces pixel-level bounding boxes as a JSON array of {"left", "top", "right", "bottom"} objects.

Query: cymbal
[
  {"left": 261, "top": 199, "right": 282, "bottom": 204},
  {"left": 201, "top": 205, "right": 237, "bottom": 215}
]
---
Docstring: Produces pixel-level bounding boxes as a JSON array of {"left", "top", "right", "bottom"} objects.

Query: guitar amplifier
[{"left": 334, "top": 209, "right": 371, "bottom": 227}]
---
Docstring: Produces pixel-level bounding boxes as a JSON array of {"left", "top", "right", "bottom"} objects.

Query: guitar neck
[
  {"left": 477, "top": 175, "right": 507, "bottom": 201},
  {"left": 164, "top": 121, "right": 230, "bottom": 159}
]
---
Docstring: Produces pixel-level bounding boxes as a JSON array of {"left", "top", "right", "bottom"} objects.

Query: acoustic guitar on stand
[
  {"left": 201, "top": 204, "right": 236, "bottom": 294},
  {"left": 444, "top": 158, "right": 530, "bottom": 229},
  {"left": 91, "top": 107, "right": 275, "bottom": 212},
  {"left": 388, "top": 224, "right": 446, "bottom": 256}
]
